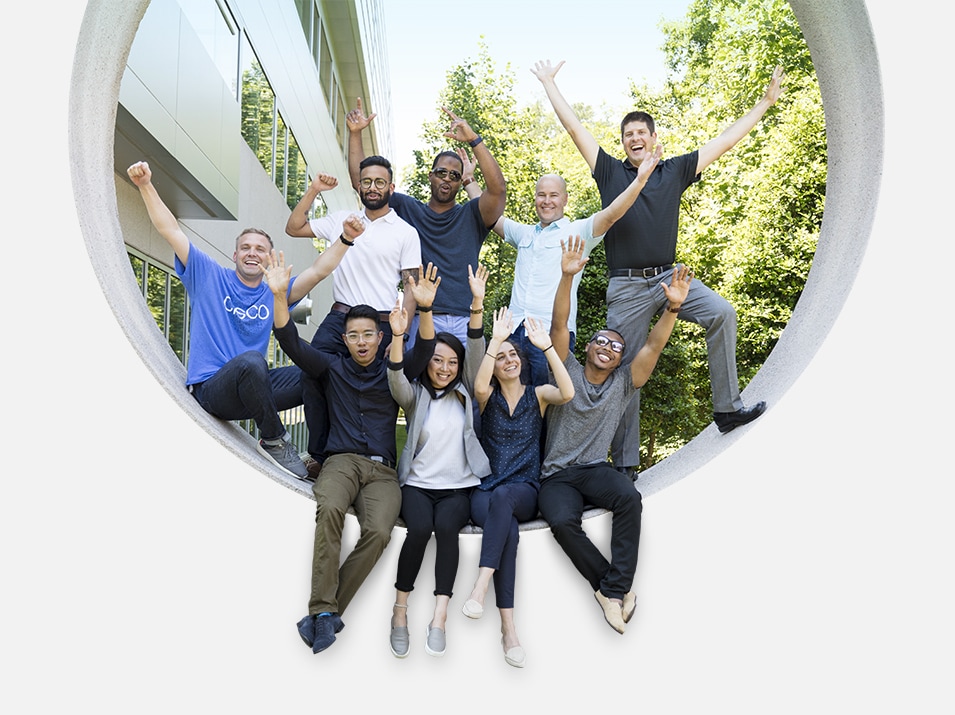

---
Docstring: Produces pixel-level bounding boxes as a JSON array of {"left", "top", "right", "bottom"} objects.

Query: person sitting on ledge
[
  {"left": 384, "top": 262, "right": 491, "bottom": 659},
  {"left": 125, "top": 160, "right": 358, "bottom": 480},
  {"left": 459, "top": 304, "right": 575, "bottom": 668},
  {"left": 537, "top": 236, "right": 692, "bottom": 635},
  {"left": 261, "top": 250, "right": 400, "bottom": 655}
]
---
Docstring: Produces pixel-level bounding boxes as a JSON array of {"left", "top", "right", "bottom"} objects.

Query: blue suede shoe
[
  {"left": 297, "top": 613, "right": 344, "bottom": 651},
  {"left": 310, "top": 613, "right": 339, "bottom": 654}
]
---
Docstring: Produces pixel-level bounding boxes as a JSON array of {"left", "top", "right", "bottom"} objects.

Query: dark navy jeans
[{"left": 191, "top": 350, "right": 302, "bottom": 441}]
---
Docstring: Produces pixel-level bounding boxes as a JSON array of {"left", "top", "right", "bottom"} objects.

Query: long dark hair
[{"left": 420, "top": 331, "right": 466, "bottom": 399}]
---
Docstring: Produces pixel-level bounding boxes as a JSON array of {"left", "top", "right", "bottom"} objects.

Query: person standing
[
  {"left": 285, "top": 158, "right": 421, "bottom": 478},
  {"left": 346, "top": 99, "right": 506, "bottom": 349},
  {"left": 533, "top": 59, "right": 783, "bottom": 474}
]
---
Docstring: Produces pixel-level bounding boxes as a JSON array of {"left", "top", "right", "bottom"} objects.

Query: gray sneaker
[
  {"left": 390, "top": 624, "right": 410, "bottom": 658},
  {"left": 257, "top": 433, "right": 308, "bottom": 480},
  {"left": 424, "top": 624, "right": 446, "bottom": 657}
]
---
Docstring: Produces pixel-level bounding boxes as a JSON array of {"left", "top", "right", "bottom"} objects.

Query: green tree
[{"left": 410, "top": 0, "right": 824, "bottom": 469}]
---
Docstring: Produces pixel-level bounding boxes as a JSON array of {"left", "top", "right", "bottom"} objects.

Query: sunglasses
[
  {"left": 432, "top": 168, "right": 462, "bottom": 182},
  {"left": 590, "top": 334, "right": 625, "bottom": 353},
  {"left": 359, "top": 177, "right": 390, "bottom": 189}
]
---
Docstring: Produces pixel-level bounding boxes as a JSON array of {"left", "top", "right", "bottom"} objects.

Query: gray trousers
[{"left": 606, "top": 272, "right": 743, "bottom": 468}]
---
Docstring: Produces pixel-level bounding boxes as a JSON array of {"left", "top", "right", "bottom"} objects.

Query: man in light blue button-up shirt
[{"left": 466, "top": 153, "right": 661, "bottom": 384}]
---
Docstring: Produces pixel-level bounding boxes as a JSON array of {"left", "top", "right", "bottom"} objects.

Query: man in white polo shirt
[{"left": 285, "top": 156, "right": 421, "bottom": 478}]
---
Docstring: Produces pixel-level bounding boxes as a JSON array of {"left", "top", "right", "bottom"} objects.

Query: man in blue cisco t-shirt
[{"left": 126, "top": 161, "right": 359, "bottom": 479}]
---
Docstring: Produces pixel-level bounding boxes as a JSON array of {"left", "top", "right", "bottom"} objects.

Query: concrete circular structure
[{"left": 67, "top": 0, "right": 882, "bottom": 527}]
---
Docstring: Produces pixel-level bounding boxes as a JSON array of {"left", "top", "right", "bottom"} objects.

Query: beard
[{"left": 360, "top": 188, "right": 391, "bottom": 210}]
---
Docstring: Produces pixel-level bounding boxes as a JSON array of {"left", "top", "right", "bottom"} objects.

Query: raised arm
[
  {"left": 468, "top": 263, "right": 488, "bottom": 332},
  {"left": 260, "top": 250, "right": 295, "bottom": 329},
  {"left": 473, "top": 306, "right": 513, "bottom": 411},
  {"left": 592, "top": 144, "right": 662, "bottom": 236},
  {"left": 345, "top": 97, "right": 376, "bottom": 191},
  {"left": 459, "top": 148, "right": 504, "bottom": 237},
  {"left": 550, "top": 236, "right": 589, "bottom": 361},
  {"left": 531, "top": 60, "right": 601, "bottom": 172},
  {"left": 388, "top": 297, "right": 409, "bottom": 365},
  {"left": 287, "top": 213, "right": 364, "bottom": 304},
  {"left": 696, "top": 65, "right": 785, "bottom": 174},
  {"left": 126, "top": 161, "right": 190, "bottom": 265},
  {"left": 442, "top": 108, "right": 506, "bottom": 228},
  {"left": 629, "top": 265, "right": 693, "bottom": 387},
  {"left": 525, "top": 315, "right": 575, "bottom": 413},
  {"left": 410, "top": 262, "right": 441, "bottom": 342},
  {"left": 285, "top": 172, "right": 340, "bottom": 238}
]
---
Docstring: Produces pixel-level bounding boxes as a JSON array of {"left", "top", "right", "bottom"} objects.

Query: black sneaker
[{"left": 257, "top": 433, "right": 309, "bottom": 479}]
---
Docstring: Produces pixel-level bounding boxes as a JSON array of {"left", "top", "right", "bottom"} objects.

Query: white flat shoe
[
  {"left": 502, "top": 638, "right": 526, "bottom": 668},
  {"left": 462, "top": 598, "right": 484, "bottom": 619}
]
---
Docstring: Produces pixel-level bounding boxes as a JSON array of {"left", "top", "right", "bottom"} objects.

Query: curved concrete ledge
[{"left": 68, "top": 0, "right": 882, "bottom": 530}]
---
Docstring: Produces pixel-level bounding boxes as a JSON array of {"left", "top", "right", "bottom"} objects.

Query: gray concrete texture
[{"left": 68, "top": 0, "right": 883, "bottom": 528}]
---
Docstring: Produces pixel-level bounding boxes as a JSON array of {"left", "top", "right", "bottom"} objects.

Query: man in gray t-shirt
[{"left": 539, "top": 236, "right": 691, "bottom": 635}]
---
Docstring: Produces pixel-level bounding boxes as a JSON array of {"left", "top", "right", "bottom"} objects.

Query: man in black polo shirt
[
  {"left": 533, "top": 59, "right": 785, "bottom": 474},
  {"left": 263, "top": 252, "right": 401, "bottom": 654}
]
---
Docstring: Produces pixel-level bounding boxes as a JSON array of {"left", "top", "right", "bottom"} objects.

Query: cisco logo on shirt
[{"left": 223, "top": 295, "right": 271, "bottom": 328}]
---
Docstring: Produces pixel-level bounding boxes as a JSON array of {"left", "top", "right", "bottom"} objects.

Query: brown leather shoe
[
  {"left": 594, "top": 590, "right": 626, "bottom": 634},
  {"left": 304, "top": 457, "right": 323, "bottom": 481}
]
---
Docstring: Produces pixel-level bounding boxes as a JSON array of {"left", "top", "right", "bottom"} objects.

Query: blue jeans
[
  {"left": 406, "top": 313, "right": 469, "bottom": 352},
  {"left": 469, "top": 481, "right": 539, "bottom": 609},
  {"left": 537, "top": 463, "right": 642, "bottom": 600},
  {"left": 191, "top": 350, "right": 302, "bottom": 441}
]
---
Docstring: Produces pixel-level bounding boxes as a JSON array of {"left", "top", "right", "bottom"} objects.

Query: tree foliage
[{"left": 407, "top": 0, "right": 825, "bottom": 469}]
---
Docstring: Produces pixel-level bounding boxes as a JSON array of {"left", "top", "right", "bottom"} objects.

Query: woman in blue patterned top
[{"left": 461, "top": 306, "right": 575, "bottom": 667}]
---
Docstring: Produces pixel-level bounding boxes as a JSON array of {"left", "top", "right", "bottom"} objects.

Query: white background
[{"left": 3, "top": 2, "right": 952, "bottom": 712}]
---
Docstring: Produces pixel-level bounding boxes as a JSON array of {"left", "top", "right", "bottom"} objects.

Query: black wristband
[
  {"left": 393, "top": 332, "right": 407, "bottom": 341},
  {"left": 339, "top": 234, "right": 354, "bottom": 246},
  {"left": 418, "top": 305, "right": 433, "bottom": 313},
  {"left": 468, "top": 135, "right": 483, "bottom": 148}
]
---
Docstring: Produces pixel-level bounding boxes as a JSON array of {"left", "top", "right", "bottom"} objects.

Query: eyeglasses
[
  {"left": 344, "top": 330, "right": 379, "bottom": 344},
  {"left": 432, "top": 168, "right": 462, "bottom": 182},
  {"left": 590, "top": 334, "right": 625, "bottom": 353},
  {"left": 359, "top": 177, "right": 389, "bottom": 190}
]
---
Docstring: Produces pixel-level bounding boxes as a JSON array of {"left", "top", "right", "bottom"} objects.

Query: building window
[
  {"left": 128, "top": 250, "right": 189, "bottom": 363},
  {"left": 240, "top": 35, "right": 276, "bottom": 179},
  {"left": 179, "top": 0, "right": 240, "bottom": 100},
  {"left": 127, "top": 247, "right": 306, "bottom": 455}
]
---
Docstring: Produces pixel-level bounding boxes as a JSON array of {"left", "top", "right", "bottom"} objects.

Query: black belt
[
  {"left": 331, "top": 301, "right": 390, "bottom": 321},
  {"left": 608, "top": 265, "right": 672, "bottom": 279},
  {"left": 329, "top": 453, "right": 396, "bottom": 469},
  {"left": 359, "top": 454, "right": 396, "bottom": 469}
]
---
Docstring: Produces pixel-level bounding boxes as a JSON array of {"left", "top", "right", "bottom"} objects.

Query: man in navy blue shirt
[
  {"left": 345, "top": 99, "right": 506, "bottom": 350},
  {"left": 263, "top": 252, "right": 401, "bottom": 654}
]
